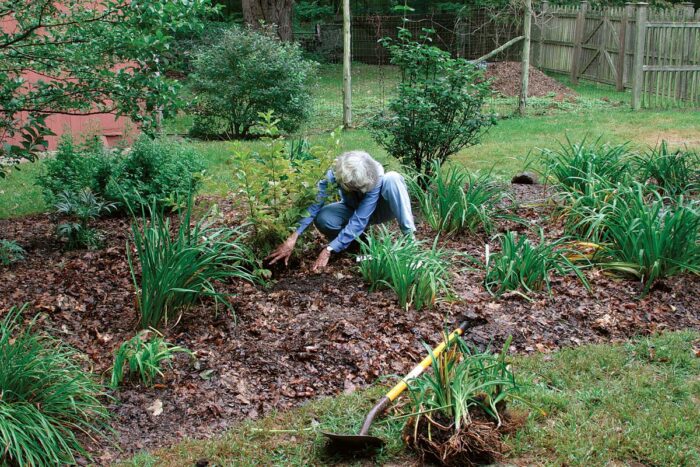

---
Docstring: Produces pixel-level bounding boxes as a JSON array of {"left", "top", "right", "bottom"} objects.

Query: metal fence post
[
  {"left": 571, "top": 0, "right": 589, "bottom": 85},
  {"left": 631, "top": 2, "right": 647, "bottom": 110}
]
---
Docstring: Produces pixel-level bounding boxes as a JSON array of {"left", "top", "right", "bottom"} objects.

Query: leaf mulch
[{"left": 1, "top": 185, "right": 698, "bottom": 463}]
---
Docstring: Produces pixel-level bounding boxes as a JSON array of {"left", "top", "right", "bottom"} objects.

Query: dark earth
[
  {"left": 485, "top": 61, "right": 577, "bottom": 98},
  {"left": 1, "top": 185, "right": 698, "bottom": 464}
]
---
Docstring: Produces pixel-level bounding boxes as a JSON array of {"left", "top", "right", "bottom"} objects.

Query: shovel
[{"left": 322, "top": 321, "right": 469, "bottom": 453}]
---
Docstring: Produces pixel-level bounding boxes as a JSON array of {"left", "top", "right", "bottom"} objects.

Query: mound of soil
[
  {"left": 1, "top": 185, "right": 698, "bottom": 463},
  {"left": 485, "top": 61, "right": 576, "bottom": 98}
]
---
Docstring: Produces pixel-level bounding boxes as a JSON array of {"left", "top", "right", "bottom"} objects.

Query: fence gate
[{"left": 640, "top": 20, "right": 700, "bottom": 108}]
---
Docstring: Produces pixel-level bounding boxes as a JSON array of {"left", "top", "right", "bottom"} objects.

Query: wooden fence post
[
  {"left": 616, "top": 3, "right": 633, "bottom": 90},
  {"left": 631, "top": 2, "right": 647, "bottom": 110},
  {"left": 571, "top": 0, "right": 589, "bottom": 85},
  {"left": 342, "top": 0, "right": 352, "bottom": 128},
  {"left": 519, "top": 0, "right": 533, "bottom": 115},
  {"left": 681, "top": 2, "right": 695, "bottom": 18},
  {"left": 536, "top": 0, "right": 549, "bottom": 68}
]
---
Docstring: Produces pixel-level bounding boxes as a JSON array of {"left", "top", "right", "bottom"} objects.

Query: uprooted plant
[
  {"left": 358, "top": 227, "right": 451, "bottom": 311},
  {"left": 128, "top": 196, "right": 258, "bottom": 330},
  {"left": 403, "top": 335, "right": 521, "bottom": 466}
]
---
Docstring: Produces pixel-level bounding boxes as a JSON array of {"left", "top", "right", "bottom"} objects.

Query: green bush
[
  {"left": 54, "top": 189, "right": 118, "bottom": 250},
  {"left": 189, "top": 25, "right": 316, "bottom": 139},
  {"left": 110, "top": 330, "right": 192, "bottom": 388},
  {"left": 541, "top": 137, "right": 632, "bottom": 194},
  {"left": 129, "top": 197, "right": 258, "bottom": 329},
  {"left": 634, "top": 141, "right": 700, "bottom": 196},
  {"left": 231, "top": 113, "right": 337, "bottom": 257},
  {"left": 410, "top": 161, "right": 509, "bottom": 235},
  {"left": 593, "top": 186, "right": 700, "bottom": 295},
  {"left": 0, "top": 239, "right": 25, "bottom": 266},
  {"left": 484, "top": 230, "right": 589, "bottom": 298},
  {"left": 369, "top": 29, "right": 494, "bottom": 176},
  {"left": 358, "top": 227, "right": 451, "bottom": 311},
  {"left": 0, "top": 305, "right": 109, "bottom": 466}
]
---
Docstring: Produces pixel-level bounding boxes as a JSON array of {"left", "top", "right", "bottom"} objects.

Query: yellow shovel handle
[{"left": 385, "top": 323, "right": 466, "bottom": 401}]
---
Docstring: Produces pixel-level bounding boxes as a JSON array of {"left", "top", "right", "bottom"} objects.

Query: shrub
[
  {"left": 189, "top": 25, "right": 316, "bottom": 138},
  {"left": 0, "top": 239, "right": 25, "bottom": 265},
  {"left": 0, "top": 305, "right": 109, "bottom": 466},
  {"left": 593, "top": 186, "right": 700, "bottom": 295},
  {"left": 541, "top": 137, "right": 632, "bottom": 194},
  {"left": 358, "top": 227, "right": 451, "bottom": 311},
  {"left": 106, "top": 136, "right": 204, "bottom": 210},
  {"left": 634, "top": 141, "right": 700, "bottom": 196},
  {"left": 38, "top": 134, "right": 115, "bottom": 204},
  {"left": 484, "top": 230, "right": 590, "bottom": 298},
  {"left": 369, "top": 29, "right": 494, "bottom": 177},
  {"left": 110, "top": 330, "right": 192, "bottom": 388},
  {"left": 129, "top": 196, "right": 258, "bottom": 329},
  {"left": 231, "top": 113, "right": 337, "bottom": 257},
  {"left": 409, "top": 161, "right": 509, "bottom": 235},
  {"left": 55, "top": 189, "right": 118, "bottom": 250}
]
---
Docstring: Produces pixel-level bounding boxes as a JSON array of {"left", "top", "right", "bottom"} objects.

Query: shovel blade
[{"left": 322, "top": 432, "right": 385, "bottom": 452}]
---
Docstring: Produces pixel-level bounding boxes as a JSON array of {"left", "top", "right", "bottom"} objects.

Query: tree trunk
[{"left": 242, "top": 0, "right": 294, "bottom": 42}]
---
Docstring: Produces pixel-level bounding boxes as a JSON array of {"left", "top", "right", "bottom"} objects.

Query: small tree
[
  {"left": 369, "top": 29, "right": 494, "bottom": 177},
  {"left": 189, "top": 26, "right": 316, "bottom": 139}
]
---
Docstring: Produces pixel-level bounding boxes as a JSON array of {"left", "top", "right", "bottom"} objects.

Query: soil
[
  {"left": 1, "top": 184, "right": 698, "bottom": 464},
  {"left": 485, "top": 61, "right": 576, "bottom": 98}
]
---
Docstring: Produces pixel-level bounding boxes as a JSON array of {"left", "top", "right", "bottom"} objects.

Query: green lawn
[
  {"left": 2, "top": 64, "right": 699, "bottom": 219},
  {"left": 120, "top": 331, "right": 700, "bottom": 466}
]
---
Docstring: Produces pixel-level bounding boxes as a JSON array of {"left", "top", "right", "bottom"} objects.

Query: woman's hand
[
  {"left": 311, "top": 248, "right": 331, "bottom": 272},
  {"left": 266, "top": 233, "right": 299, "bottom": 266}
]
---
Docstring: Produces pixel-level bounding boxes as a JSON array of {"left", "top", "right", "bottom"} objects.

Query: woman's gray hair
[{"left": 333, "top": 151, "right": 384, "bottom": 194}]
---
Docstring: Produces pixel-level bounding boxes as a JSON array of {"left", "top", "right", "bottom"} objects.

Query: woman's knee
[{"left": 314, "top": 205, "right": 344, "bottom": 236}]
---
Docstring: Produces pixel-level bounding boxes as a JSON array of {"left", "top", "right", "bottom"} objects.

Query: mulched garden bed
[{"left": 1, "top": 185, "right": 698, "bottom": 463}]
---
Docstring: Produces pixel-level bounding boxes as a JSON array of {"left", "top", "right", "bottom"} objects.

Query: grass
[
  {"left": 120, "top": 330, "right": 700, "bottom": 466},
  {"left": 2, "top": 64, "right": 700, "bottom": 219}
]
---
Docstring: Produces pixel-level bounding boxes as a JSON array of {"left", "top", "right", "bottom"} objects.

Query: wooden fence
[{"left": 533, "top": 1, "right": 700, "bottom": 108}]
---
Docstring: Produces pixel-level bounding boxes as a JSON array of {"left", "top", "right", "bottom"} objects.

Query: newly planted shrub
[
  {"left": 110, "top": 330, "right": 192, "bottom": 388},
  {"left": 593, "top": 186, "right": 700, "bottom": 295},
  {"left": 0, "top": 305, "right": 109, "bottom": 466},
  {"left": 231, "top": 113, "right": 337, "bottom": 257},
  {"left": 404, "top": 335, "right": 519, "bottom": 465},
  {"left": 0, "top": 239, "right": 25, "bottom": 265},
  {"left": 55, "top": 189, "right": 117, "bottom": 250},
  {"left": 129, "top": 197, "right": 258, "bottom": 329},
  {"left": 410, "top": 161, "right": 509, "bottom": 235},
  {"left": 189, "top": 25, "right": 316, "bottom": 138},
  {"left": 634, "top": 141, "right": 700, "bottom": 196},
  {"left": 484, "top": 230, "right": 589, "bottom": 298},
  {"left": 369, "top": 29, "right": 494, "bottom": 177},
  {"left": 358, "top": 227, "right": 451, "bottom": 311},
  {"left": 541, "top": 137, "right": 632, "bottom": 194}
]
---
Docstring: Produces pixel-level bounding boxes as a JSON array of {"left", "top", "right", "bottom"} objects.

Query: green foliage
[
  {"left": 110, "top": 330, "right": 192, "bottom": 388},
  {"left": 634, "top": 141, "right": 700, "bottom": 196},
  {"left": 55, "top": 189, "right": 118, "bottom": 250},
  {"left": 106, "top": 136, "right": 205, "bottom": 210},
  {"left": 358, "top": 227, "right": 451, "bottom": 311},
  {"left": 0, "top": 0, "right": 217, "bottom": 172},
  {"left": 129, "top": 196, "right": 258, "bottom": 329},
  {"left": 409, "top": 161, "right": 509, "bottom": 235},
  {"left": 541, "top": 137, "right": 632, "bottom": 194},
  {"left": 405, "top": 335, "right": 517, "bottom": 431},
  {"left": 231, "top": 113, "right": 337, "bottom": 257},
  {"left": 0, "top": 239, "right": 25, "bottom": 266},
  {"left": 369, "top": 29, "right": 494, "bottom": 176},
  {"left": 189, "top": 25, "right": 316, "bottom": 139},
  {"left": 592, "top": 186, "right": 700, "bottom": 295},
  {"left": 0, "top": 305, "right": 109, "bottom": 466},
  {"left": 295, "top": 1, "right": 335, "bottom": 22},
  {"left": 484, "top": 230, "right": 590, "bottom": 298}
]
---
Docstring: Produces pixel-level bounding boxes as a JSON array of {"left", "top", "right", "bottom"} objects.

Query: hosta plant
[
  {"left": 484, "top": 230, "right": 590, "bottom": 298},
  {"left": 55, "top": 189, "right": 118, "bottom": 250},
  {"left": 129, "top": 196, "right": 258, "bottom": 329},
  {"left": 634, "top": 141, "right": 699, "bottom": 196},
  {"left": 358, "top": 227, "right": 451, "bottom": 311},
  {"left": 409, "top": 161, "right": 509, "bottom": 235},
  {"left": 0, "top": 305, "right": 109, "bottom": 466},
  {"left": 110, "top": 330, "right": 192, "bottom": 388},
  {"left": 0, "top": 239, "right": 26, "bottom": 265}
]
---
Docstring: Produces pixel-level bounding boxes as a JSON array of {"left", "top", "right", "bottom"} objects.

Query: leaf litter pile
[{"left": 0, "top": 185, "right": 698, "bottom": 463}]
